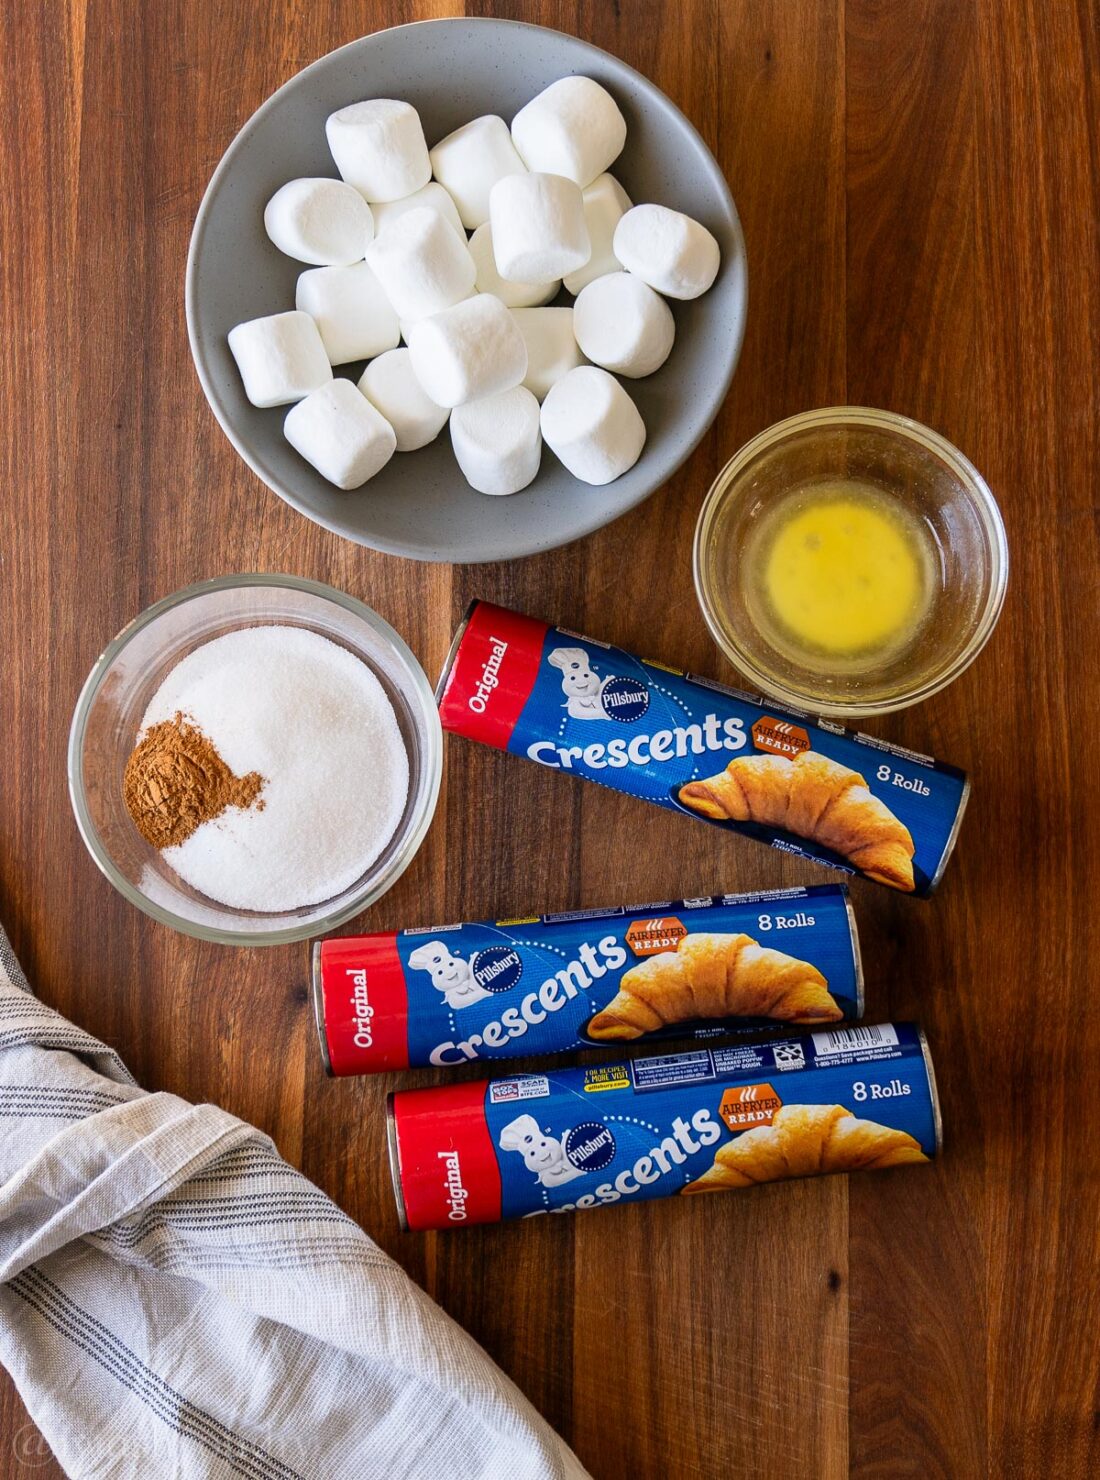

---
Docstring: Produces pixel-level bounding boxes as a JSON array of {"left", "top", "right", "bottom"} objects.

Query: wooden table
[{"left": 2, "top": 2, "right": 1098, "bottom": 1475}]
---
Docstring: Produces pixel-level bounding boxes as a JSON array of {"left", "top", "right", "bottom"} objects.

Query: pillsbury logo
[
  {"left": 548, "top": 646, "right": 649, "bottom": 723},
  {"left": 599, "top": 675, "right": 649, "bottom": 724},
  {"left": 472, "top": 944, "right": 523, "bottom": 994},
  {"left": 564, "top": 1120, "right": 616, "bottom": 1172}
]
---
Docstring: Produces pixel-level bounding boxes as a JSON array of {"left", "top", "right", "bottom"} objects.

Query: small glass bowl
[
  {"left": 68, "top": 574, "right": 442, "bottom": 946},
  {"left": 693, "top": 407, "right": 1008, "bottom": 717}
]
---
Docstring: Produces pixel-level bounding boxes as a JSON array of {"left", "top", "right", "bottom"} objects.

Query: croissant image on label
[
  {"left": 681, "top": 1103, "right": 928, "bottom": 1195},
  {"left": 585, "top": 931, "right": 843, "bottom": 1041},
  {"left": 678, "top": 750, "right": 917, "bottom": 892}
]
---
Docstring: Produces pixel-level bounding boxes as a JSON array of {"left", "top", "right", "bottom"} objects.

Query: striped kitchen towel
[{"left": 0, "top": 925, "right": 588, "bottom": 1480}]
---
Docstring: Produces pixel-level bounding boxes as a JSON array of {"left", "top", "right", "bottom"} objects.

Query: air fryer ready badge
[
  {"left": 387, "top": 1023, "right": 939, "bottom": 1229},
  {"left": 313, "top": 885, "right": 863, "bottom": 1074},
  {"left": 437, "top": 602, "right": 970, "bottom": 895}
]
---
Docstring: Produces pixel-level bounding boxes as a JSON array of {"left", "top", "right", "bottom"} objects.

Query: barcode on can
[{"left": 812, "top": 1025, "right": 900, "bottom": 1055}]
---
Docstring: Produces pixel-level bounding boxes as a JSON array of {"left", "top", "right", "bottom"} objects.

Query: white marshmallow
[
  {"left": 295, "top": 262, "right": 400, "bottom": 366},
  {"left": 511, "top": 308, "right": 584, "bottom": 401},
  {"left": 371, "top": 182, "right": 464, "bottom": 241},
  {"left": 358, "top": 348, "right": 449, "bottom": 452},
  {"left": 511, "top": 77, "right": 627, "bottom": 188},
  {"left": 489, "top": 173, "right": 590, "bottom": 283},
  {"left": 429, "top": 115, "right": 527, "bottom": 230},
  {"left": 572, "top": 272, "right": 675, "bottom": 378},
  {"left": 563, "top": 173, "right": 631, "bottom": 293},
  {"left": 612, "top": 204, "right": 721, "bottom": 300},
  {"left": 365, "top": 207, "right": 476, "bottom": 322},
  {"left": 451, "top": 386, "right": 542, "bottom": 495},
  {"left": 263, "top": 179, "right": 374, "bottom": 266},
  {"left": 283, "top": 378, "right": 396, "bottom": 489},
  {"left": 406, "top": 295, "right": 527, "bottom": 409},
  {"left": 325, "top": 100, "right": 431, "bottom": 203},
  {"left": 227, "top": 311, "right": 332, "bottom": 408},
  {"left": 469, "top": 223, "right": 558, "bottom": 308},
  {"left": 540, "top": 366, "right": 645, "bottom": 485}
]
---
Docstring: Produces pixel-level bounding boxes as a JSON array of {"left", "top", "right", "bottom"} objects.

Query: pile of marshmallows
[{"left": 227, "top": 77, "right": 721, "bottom": 496}]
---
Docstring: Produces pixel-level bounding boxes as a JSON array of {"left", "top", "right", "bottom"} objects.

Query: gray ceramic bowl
[{"left": 187, "top": 19, "right": 747, "bottom": 563}]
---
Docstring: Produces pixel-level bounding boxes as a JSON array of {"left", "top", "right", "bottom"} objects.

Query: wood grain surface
[{"left": 1, "top": 0, "right": 1098, "bottom": 1476}]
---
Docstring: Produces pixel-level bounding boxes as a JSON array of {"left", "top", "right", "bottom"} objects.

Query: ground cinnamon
[{"left": 123, "top": 712, "right": 265, "bottom": 849}]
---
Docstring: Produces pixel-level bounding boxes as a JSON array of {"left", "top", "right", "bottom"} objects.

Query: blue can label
[
  {"left": 316, "top": 885, "right": 863, "bottom": 1074},
  {"left": 438, "top": 603, "right": 970, "bottom": 896},
  {"left": 390, "top": 1023, "right": 939, "bottom": 1228}
]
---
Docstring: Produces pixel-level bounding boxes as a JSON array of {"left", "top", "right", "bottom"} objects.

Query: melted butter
[{"left": 745, "top": 482, "right": 935, "bottom": 665}]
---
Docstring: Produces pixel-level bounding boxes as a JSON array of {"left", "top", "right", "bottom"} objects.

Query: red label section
[
  {"left": 318, "top": 935, "right": 410, "bottom": 1073},
  {"left": 392, "top": 1081, "right": 502, "bottom": 1230},
  {"left": 438, "top": 601, "right": 548, "bottom": 750}
]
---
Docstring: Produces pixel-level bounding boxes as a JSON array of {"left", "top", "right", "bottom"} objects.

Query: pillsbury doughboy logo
[
  {"left": 407, "top": 941, "right": 493, "bottom": 1011},
  {"left": 497, "top": 1115, "right": 618, "bottom": 1189},
  {"left": 548, "top": 646, "right": 649, "bottom": 723},
  {"left": 470, "top": 944, "right": 523, "bottom": 994},
  {"left": 498, "top": 1114, "right": 585, "bottom": 1188}
]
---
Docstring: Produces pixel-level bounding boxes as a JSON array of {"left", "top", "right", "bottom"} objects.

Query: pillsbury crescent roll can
[
  {"left": 387, "top": 1023, "right": 941, "bottom": 1229},
  {"left": 312, "top": 884, "right": 863, "bottom": 1074},
  {"left": 436, "top": 602, "right": 969, "bottom": 895}
]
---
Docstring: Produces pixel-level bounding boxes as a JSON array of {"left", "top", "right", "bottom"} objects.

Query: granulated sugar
[{"left": 140, "top": 626, "right": 409, "bottom": 911}]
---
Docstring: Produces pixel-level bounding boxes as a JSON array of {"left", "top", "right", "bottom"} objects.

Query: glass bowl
[
  {"left": 68, "top": 575, "right": 442, "bottom": 945},
  {"left": 693, "top": 407, "right": 1008, "bottom": 717}
]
